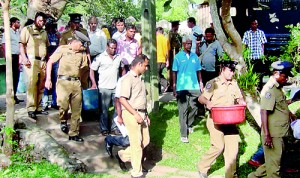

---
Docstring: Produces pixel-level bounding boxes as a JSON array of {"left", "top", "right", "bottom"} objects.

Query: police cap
[
  {"left": 271, "top": 61, "right": 294, "bottom": 76},
  {"left": 220, "top": 60, "right": 238, "bottom": 71},
  {"left": 74, "top": 30, "right": 90, "bottom": 44},
  {"left": 171, "top": 20, "right": 180, "bottom": 26},
  {"left": 69, "top": 13, "right": 82, "bottom": 23}
]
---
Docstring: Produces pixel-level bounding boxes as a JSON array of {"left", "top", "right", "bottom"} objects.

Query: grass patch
[
  {"left": 0, "top": 160, "right": 114, "bottom": 178},
  {"left": 149, "top": 101, "right": 260, "bottom": 177}
]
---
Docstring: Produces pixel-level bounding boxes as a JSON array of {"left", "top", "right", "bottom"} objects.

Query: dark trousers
[
  {"left": 250, "top": 59, "right": 271, "bottom": 91},
  {"left": 202, "top": 70, "right": 219, "bottom": 86},
  {"left": 158, "top": 62, "right": 168, "bottom": 93},
  {"left": 176, "top": 90, "right": 201, "bottom": 137},
  {"left": 105, "top": 135, "right": 130, "bottom": 147},
  {"left": 91, "top": 55, "right": 99, "bottom": 87},
  {"left": 12, "top": 54, "right": 20, "bottom": 99},
  {"left": 42, "top": 62, "right": 59, "bottom": 107},
  {"left": 168, "top": 49, "right": 180, "bottom": 89}
]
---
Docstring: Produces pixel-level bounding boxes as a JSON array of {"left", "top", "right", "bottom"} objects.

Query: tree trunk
[
  {"left": 27, "top": 0, "right": 67, "bottom": 20},
  {"left": 209, "top": 0, "right": 261, "bottom": 126},
  {"left": 142, "top": 0, "right": 159, "bottom": 112},
  {"left": 1, "top": 0, "right": 15, "bottom": 156}
]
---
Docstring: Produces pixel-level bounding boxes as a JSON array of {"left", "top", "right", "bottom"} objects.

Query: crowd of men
[{"left": 2, "top": 12, "right": 299, "bottom": 178}]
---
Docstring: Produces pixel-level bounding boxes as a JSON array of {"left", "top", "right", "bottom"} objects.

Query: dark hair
[
  {"left": 35, "top": 12, "right": 47, "bottom": 20},
  {"left": 187, "top": 17, "right": 196, "bottom": 24},
  {"left": 24, "top": 19, "right": 34, "bottom": 26},
  {"left": 10, "top": 17, "right": 19, "bottom": 27},
  {"left": 115, "top": 18, "right": 125, "bottom": 24},
  {"left": 205, "top": 27, "right": 215, "bottom": 34},
  {"left": 249, "top": 18, "right": 257, "bottom": 24},
  {"left": 131, "top": 54, "right": 149, "bottom": 67},
  {"left": 156, "top": 27, "right": 164, "bottom": 33},
  {"left": 126, "top": 24, "right": 136, "bottom": 31},
  {"left": 107, "top": 39, "right": 117, "bottom": 46}
]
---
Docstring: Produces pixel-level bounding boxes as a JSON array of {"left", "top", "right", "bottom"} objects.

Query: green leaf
[{"left": 189, "top": 0, "right": 205, "bottom": 4}]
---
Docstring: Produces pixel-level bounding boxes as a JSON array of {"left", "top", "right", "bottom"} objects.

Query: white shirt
[
  {"left": 112, "top": 30, "right": 126, "bottom": 41},
  {"left": 90, "top": 51, "right": 122, "bottom": 89},
  {"left": 88, "top": 28, "right": 107, "bottom": 57},
  {"left": 190, "top": 25, "right": 203, "bottom": 53},
  {"left": 2, "top": 28, "right": 20, "bottom": 55}
]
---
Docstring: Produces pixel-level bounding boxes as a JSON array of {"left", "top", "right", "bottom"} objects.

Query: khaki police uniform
[
  {"left": 59, "top": 27, "right": 90, "bottom": 89},
  {"left": 248, "top": 76, "right": 290, "bottom": 178},
  {"left": 168, "top": 29, "right": 182, "bottom": 87},
  {"left": 49, "top": 45, "right": 88, "bottom": 136},
  {"left": 198, "top": 76, "right": 243, "bottom": 178},
  {"left": 117, "top": 71, "right": 150, "bottom": 178},
  {"left": 20, "top": 24, "right": 49, "bottom": 112}
]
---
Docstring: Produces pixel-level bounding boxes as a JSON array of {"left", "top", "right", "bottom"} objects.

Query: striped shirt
[{"left": 242, "top": 29, "right": 267, "bottom": 60}]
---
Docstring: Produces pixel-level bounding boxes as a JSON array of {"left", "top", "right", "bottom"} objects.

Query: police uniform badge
[
  {"left": 206, "top": 83, "right": 212, "bottom": 90},
  {"left": 265, "top": 92, "right": 271, "bottom": 99}
]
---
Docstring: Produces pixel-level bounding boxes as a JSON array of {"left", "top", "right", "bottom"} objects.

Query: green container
[{"left": 0, "top": 58, "right": 6, "bottom": 95}]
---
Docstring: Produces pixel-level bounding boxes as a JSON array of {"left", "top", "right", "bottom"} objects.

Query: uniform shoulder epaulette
[{"left": 61, "top": 29, "right": 71, "bottom": 35}]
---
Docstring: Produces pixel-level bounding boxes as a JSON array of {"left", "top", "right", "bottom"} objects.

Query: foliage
[
  {"left": 0, "top": 126, "right": 17, "bottom": 147},
  {"left": 278, "top": 23, "right": 300, "bottom": 74},
  {"left": 236, "top": 49, "right": 259, "bottom": 96},
  {"left": 156, "top": 0, "right": 204, "bottom": 21},
  {"left": 0, "top": 0, "right": 27, "bottom": 26},
  {"left": 80, "top": 0, "right": 142, "bottom": 24},
  {"left": 0, "top": 113, "right": 5, "bottom": 122}
]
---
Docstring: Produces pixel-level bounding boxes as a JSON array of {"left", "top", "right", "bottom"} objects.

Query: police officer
[
  {"left": 248, "top": 61, "right": 294, "bottom": 178},
  {"left": 45, "top": 31, "right": 90, "bottom": 142},
  {"left": 20, "top": 12, "right": 49, "bottom": 119},
  {"left": 198, "top": 61, "right": 246, "bottom": 178},
  {"left": 117, "top": 54, "right": 150, "bottom": 177},
  {"left": 59, "top": 13, "right": 96, "bottom": 89},
  {"left": 167, "top": 20, "right": 182, "bottom": 91}
]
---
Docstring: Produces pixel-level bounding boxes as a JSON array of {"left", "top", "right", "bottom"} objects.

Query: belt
[
  {"left": 135, "top": 109, "right": 147, "bottom": 113},
  {"left": 58, "top": 75, "right": 79, "bottom": 81},
  {"left": 35, "top": 56, "right": 45, "bottom": 61}
]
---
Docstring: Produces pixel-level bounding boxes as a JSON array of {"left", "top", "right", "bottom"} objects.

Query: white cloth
[
  {"left": 88, "top": 28, "right": 107, "bottom": 56},
  {"left": 2, "top": 28, "right": 20, "bottom": 54},
  {"left": 291, "top": 119, "right": 300, "bottom": 139}
]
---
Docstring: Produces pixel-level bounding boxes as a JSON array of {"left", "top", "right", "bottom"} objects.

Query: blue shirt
[
  {"left": 199, "top": 40, "right": 224, "bottom": 71},
  {"left": 172, "top": 50, "right": 202, "bottom": 91}
]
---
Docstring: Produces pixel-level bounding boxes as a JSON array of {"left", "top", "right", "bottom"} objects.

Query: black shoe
[
  {"left": 60, "top": 122, "right": 69, "bottom": 134},
  {"left": 110, "top": 129, "right": 122, "bottom": 135},
  {"left": 28, "top": 111, "right": 37, "bottom": 119},
  {"left": 35, "top": 110, "right": 48, "bottom": 115},
  {"left": 69, "top": 135, "right": 84, "bottom": 142},
  {"left": 104, "top": 139, "right": 113, "bottom": 158},
  {"left": 51, "top": 105, "right": 59, "bottom": 110},
  {"left": 15, "top": 98, "right": 24, "bottom": 104},
  {"left": 115, "top": 154, "right": 128, "bottom": 171},
  {"left": 101, "top": 130, "right": 109, "bottom": 136},
  {"left": 142, "top": 167, "right": 151, "bottom": 173}
]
